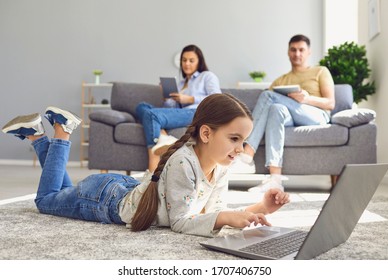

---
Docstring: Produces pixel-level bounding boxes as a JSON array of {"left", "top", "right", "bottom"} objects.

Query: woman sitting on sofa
[{"left": 136, "top": 44, "right": 221, "bottom": 172}]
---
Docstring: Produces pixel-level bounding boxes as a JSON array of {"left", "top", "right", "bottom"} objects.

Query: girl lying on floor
[{"left": 2, "top": 93, "right": 289, "bottom": 237}]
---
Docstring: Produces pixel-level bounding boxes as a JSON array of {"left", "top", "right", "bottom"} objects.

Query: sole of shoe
[
  {"left": 2, "top": 113, "right": 42, "bottom": 133},
  {"left": 45, "top": 106, "right": 82, "bottom": 125}
]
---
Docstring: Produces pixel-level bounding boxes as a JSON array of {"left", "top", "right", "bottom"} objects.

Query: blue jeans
[
  {"left": 246, "top": 90, "right": 330, "bottom": 168},
  {"left": 33, "top": 136, "right": 140, "bottom": 224},
  {"left": 136, "top": 102, "right": 195, "bottom": 148}
]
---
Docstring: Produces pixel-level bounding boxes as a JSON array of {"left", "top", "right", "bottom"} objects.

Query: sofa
[{"left": 88, "top": 82, "right": 377, "bottom": 184}]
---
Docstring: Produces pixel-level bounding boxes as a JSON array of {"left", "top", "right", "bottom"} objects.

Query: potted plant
[
  {"left": 93, "top": 69, "right": 103, "bottom": 85},
  {"left": 249, "top": 71, "right": 266, "bottom": 82},
  {"left": 319, "top": 42, "right": 376, "bottom": 104}
]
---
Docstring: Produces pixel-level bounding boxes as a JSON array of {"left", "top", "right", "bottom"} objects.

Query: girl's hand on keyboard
[{"left": 215, "top": 211, "right": 271, "bottom": 229}]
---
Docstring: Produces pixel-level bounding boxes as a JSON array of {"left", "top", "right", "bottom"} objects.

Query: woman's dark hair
[
  {"left": 289, "top": 34, "right": 310, "bottom": 47},
  {"left": 179, "top": 44, "right": 209, "bottom": 78},
  {"left": 131, "top": 93, "right": 252, "bottom": 231}
]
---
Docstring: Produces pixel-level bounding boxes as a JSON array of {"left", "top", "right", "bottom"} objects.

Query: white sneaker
[
  {"left": 248, "top": 174, "right": 287, "bottom": 193},
  {"left": 151, "top": 134, "right": 178, "bottom": 156},
  {"left": 44, "top": 106, "right": 82, "bottom": 134},
  {"left": 2, "top": 113, "right": 45, "bottom": 140},
  {"left": 229, "top": 153, "right": 255, "bottom": 174}
]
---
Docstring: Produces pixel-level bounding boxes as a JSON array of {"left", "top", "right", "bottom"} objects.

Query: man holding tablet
[{"left": 231, "top": 34, "right": 335, "bottom": 191}]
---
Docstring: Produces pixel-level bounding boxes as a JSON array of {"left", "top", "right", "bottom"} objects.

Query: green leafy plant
[
  {"left": 249, "top": 71, "right": 266, "bottom": 82},
  {"left": 93, "top": 69, "right": 103, "bottom": 76},
  {"left": 92, "top": 69, "right": 103, "bottom": 85},
  {"left": 319, "top": 42, "right": 375, "bottom": 103}
]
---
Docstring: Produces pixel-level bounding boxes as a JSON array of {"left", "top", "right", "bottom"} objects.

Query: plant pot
[
  {"left": 95, "top": 75, "right": 100, "bottom": 85},
  {"left": 254, "top": 77, "right": 263, "bottom": 82}
]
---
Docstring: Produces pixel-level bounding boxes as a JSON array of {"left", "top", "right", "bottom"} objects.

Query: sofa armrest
[
  {"left": 331, "top": 108, "right": 376, "bottom": 128},
  {"left": 89, "top": 109, "right": 136, "bottom": 126}
]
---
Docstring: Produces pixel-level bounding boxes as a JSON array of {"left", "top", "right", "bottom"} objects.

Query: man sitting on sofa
[{"left": 231, "top": 34, "right": 335, "bottom": 191}]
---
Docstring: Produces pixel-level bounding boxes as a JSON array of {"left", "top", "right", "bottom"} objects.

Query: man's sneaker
[
  {"left": 229, "top": 153, "right": 256, "bottom": 174},
  {"left": 151, "top": 134, "right": 178, "bottom": 156},
  {"left": 2, "top": 113, "right": 45, "bottom": 140},
  {"left": 248, "top": 174, "right": 288, "bottom": 193},
  {"left": 45, "top": 106, "right": 82, "bottom": 134}
]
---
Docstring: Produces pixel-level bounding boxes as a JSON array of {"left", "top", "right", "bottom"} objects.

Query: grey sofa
[{"left": 88, "top": 82, "right": 377, "bottom": 182}]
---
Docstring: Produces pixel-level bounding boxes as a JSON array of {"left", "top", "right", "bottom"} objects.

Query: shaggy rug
[{"left": 1, "top": 192, "right": 387, "bottom": 260}]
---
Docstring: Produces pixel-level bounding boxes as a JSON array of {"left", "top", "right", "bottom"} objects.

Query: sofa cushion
[
  {"left": 282, "top": 124, "right": 349, "bottom": 147},
  {"left": 221, "top": 88, "right": 261, "bottom": 111},
  {"left": 114, "top": 123, "right": 146, "bottom": 146},
  {"left": 89, "top": 110, "right": 135, "bottom": 126},
  {"left": 114, "top": 123, "right": 349, "bottom": 148},
  {"left": 331, "top": 84, "right": 353, "bottom": 115},
  {"left": 331, "top": 108, "right": 376, "bottom": 128},
  {"left": 223, "top": 84, "right": 353, "bottom": 115},
  {"left": 170, "top": 126, "right": 349, "bottom": 147},
  {"left": 111, "top": 82, "right": 164, "bottom": 116}
]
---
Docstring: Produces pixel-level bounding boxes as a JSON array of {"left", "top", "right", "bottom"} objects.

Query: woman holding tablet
[{"left": 136, "top": 44, "right": 221, "bottom": 172}]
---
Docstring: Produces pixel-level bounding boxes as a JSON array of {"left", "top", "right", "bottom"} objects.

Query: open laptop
[{"left": 200, "top": 163, "right": 388, "bottom": 260}]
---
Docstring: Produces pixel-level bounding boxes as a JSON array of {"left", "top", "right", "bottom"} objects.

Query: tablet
[
  {"left": 273, "top": 85, "right": 301, "bottom": 95},
  {"left": 160, "top": 77, "right": 179, "bottom": 98}
]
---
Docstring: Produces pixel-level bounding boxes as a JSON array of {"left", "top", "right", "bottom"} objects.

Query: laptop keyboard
[{"left": 240, "top": 230, "right": 308, "bottom": 259}]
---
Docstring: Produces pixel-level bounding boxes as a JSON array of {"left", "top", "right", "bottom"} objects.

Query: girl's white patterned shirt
[{"left": 119, "top": 141, "right": 241, "bottom": 237}]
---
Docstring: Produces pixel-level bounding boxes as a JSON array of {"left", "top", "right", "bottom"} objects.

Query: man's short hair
[{"left": 289, "top": 34, "right": 310, "bottom": 47}]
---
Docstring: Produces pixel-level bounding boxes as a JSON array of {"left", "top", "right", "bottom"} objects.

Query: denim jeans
[
  {"left": 246, "top": 90, "right": 330, "bottom": 168},
  {"left": 33, "top": 136, "right": 140, "bottom": 224},
  {"left": 136, "top": 102, "right": 196, "bottom": 148}
]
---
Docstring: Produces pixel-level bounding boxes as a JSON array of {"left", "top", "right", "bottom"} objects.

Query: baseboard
[
  {"left": 1, "top": 160, "right": 388, "bottom": 186},
  {"left": 0, "top": 193, "right": 36, "bottom": 206},
  {"left": 0, "top": 159, "right": 82, "bottom": 167}
]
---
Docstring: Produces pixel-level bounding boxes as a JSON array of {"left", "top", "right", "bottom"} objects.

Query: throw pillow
[{"left": 331, "top": 108, "right": 376, "bottom": 128}]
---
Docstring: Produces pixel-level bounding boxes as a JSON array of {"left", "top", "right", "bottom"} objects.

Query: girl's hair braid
[{"left": 131, "top": 125, "right": 196, "bottom": 231}]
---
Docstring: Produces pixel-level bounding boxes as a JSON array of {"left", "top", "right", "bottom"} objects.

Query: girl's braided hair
[{"left": 131, "top": 93, "right": 252, "bottom": 231}]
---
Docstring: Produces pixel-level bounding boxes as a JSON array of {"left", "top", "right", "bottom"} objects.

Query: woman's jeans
[
  {"left": 136, "top": 102, "right": 195, "bottom": 148},
  {"left": 246, "top": 90, "right": 330, "bottom": 168},
  {"left": 33, "top": 136, "right": 140, "bottom": 224}
]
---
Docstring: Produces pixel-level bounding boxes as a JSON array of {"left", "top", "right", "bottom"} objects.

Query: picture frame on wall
[{"left": 368, "top": 0, "right": 380, "bottom": 40}]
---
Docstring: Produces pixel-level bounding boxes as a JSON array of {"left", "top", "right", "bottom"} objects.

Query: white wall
[
  {"left": 358, "top": 0, "right": 388, "bottom": 163},
  {"left": 2, "top": 0, "right": 384, "bottom": 166},
  {"left": 0, "top": 0, "right": 323, "bottom": 161},
  {"left": 324, "top": 0, "right": 358, "bottom": 51}
]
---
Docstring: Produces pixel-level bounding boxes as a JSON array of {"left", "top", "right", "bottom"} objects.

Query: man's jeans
[
  {"left": 246, "top": 90, "right": 330, "bottom": 168},
  {"left": 136, "top": 102, "right": 195, "bottom": 148},
  {"left": 33, "top": 136, "right": 139, "bottom": 224}
]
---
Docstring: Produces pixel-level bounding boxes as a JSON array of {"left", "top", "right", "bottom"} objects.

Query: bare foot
[
  {"left": 26, "top": 135, "right": 45, "bottom": 142},
  {"left": 53, "top": 123, "right": 70, "bottom": 140}
]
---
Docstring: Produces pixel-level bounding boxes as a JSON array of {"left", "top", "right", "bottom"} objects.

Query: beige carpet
[{"left": 1, "top": 192, "right": 388, "bottom": 260}]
